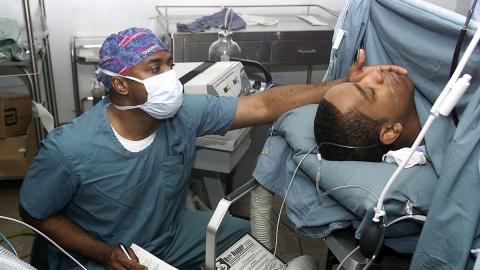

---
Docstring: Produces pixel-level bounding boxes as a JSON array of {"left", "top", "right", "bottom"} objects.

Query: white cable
[
  {"left": 373, "top": 115, "right": 435, "bottom": 222},
  {"left": 361, "top": 257, "right": 375, "bottom": 270},
  {"left": 386, "top": 215, "right": 426, "bottom": 228},
  {"left": 336, "top": 245, "right": 360, "bottom": 270},
  {"left": 319, "top": 185, "right": 379, "bottom": 200},
  {"left": 0, "top": 232, "right": 18, "bottom": 258},
  {"left": 267, "top": 144, "right": 380, "bottom": 264},
  {"left": 0, "top": 216, "right": 87, "bottom": 270},
  {"left": 273, "top": 145, "right": 317, "bottom": 257}
]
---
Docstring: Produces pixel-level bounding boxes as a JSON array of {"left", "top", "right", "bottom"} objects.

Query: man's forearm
[
  {"left": 19, "top": 206, "right": 111, "bottom": 264},
  {"left": 260, "top": 77, "right": 346, "bottom": 122},
  {"left": 232, "top": 77, "right": 346, "bottom": 129}
]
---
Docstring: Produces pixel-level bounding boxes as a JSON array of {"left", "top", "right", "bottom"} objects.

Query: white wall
[
  {"left": 0, "top": 0, "right": 467, "bottom": 123},
  {"left": 10, "top": 0, "right": 345, "bottom": 123},
  {"left": 427, "top": 0, "right": 457, "bottom": 10},
  {"left": 428, "top": 0, "right": 475, "bottom": 15}
]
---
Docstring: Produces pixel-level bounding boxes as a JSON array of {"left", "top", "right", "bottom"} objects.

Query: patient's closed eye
[
  {"left": 368, "top": 87, "right": 376, "bottom": 99},
  {"left": 354, "top": 84, "right": 376, "bottom": 101}
]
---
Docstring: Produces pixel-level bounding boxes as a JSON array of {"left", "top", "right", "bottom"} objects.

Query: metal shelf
[
  {"left": 1, "top": 0, "right": 59, "bottom": 131},
  {"left": 73, "top": 41, "right": 103, "bottom": 63},
  {"left": 0, "top": 46, "right": 46, "bottom": 69},
  {"left": 0, "top": 61, "right": 30, "bottom": 67},
  {"left": 0, "top": 0, "right": 58, "bottom": 180},
  {"left": 70, "top": 36, "right": 105, "bottom": 116},
  {"left": 0, "top": 32, "right": 49, "bottom": 69}
]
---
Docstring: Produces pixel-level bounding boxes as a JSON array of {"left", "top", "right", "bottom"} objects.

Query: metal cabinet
[{"left": 155, "top": 5, "right": 337, "bottom": 82}]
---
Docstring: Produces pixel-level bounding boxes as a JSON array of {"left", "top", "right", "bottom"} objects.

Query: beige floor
[{"left": 0, "top": 180, "right": 328, "bottom": 269}]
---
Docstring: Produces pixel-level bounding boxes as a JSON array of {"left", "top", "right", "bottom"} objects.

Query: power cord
[
  {"left": 334, "top": 245, "right": 376, "bottom": 270},
  {"left": 318, "top": 185, "right": 379, "bottom": 200},
  {"left": 336, "top": 245, "right": 360, "bottom": 270},
  {"left": 0, "top": 231, "right": 36, "bottom": 260},
  {"left": 0, "top": 231, "right": 18, "bottom": 257},
  {"left": 273, "top": 145, "right": 317, "bottom": 257},
  {"left": 271, "top": 201, "right": 298, "bottom": 234},
  {"left": 271, "top": 197, "right": 305, "bottom": 256}
]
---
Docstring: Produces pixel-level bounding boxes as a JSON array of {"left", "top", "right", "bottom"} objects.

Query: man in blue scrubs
[{"left": 19, "top": 27, "right": 407, "bottom": 270}]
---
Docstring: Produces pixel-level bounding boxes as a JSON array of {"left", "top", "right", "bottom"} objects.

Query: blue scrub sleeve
[
  {"left": 20, "top": 138, "right": 79, "bottom": 220},
  {"left": 184, "top": 94, "right": 238, "bottom": 137}
]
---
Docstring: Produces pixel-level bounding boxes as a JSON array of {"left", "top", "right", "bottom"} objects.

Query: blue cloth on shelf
[
  {"left": 0, "top": 18, "right": 28, "bottom": 62},
  {"left": 177, "top": 8, "right": 246, "bottom": 33}
]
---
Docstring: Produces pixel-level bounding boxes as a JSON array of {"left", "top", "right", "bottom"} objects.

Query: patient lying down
[{"left": 314, "top": 63, "right": 422, "bottom": 162}]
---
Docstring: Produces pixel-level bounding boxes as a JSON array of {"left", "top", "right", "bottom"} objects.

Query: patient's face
[{"left": 324, "top": 70, "right": 414, "bottom": 122}]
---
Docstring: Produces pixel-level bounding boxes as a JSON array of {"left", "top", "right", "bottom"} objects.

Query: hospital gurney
[{"left": 205, "top": 0, "right": 480, "bottom": 269}]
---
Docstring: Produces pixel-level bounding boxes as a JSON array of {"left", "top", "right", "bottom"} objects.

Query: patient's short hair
[{"left": 314, "top": 99, "right": 393, "bottom": 162}]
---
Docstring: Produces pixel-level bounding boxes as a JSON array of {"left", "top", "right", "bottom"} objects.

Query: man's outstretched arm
[
  {"left": 231, "top": 49, "right": 408, "bottom": 129},
  {"left": 231, "top": 78, "right": 346, "bottom": 129}
]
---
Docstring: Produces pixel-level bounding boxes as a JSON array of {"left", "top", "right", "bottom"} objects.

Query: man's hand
[
  {"left": 348, "top": 48, "right": 408, "bottom": 83},
  {"left": 105, "top": 246, "right": 147, "bottom": 270}
]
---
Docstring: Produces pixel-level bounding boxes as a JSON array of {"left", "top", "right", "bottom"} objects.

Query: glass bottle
[
  {"left": 208, "top": 29, "right": 241, "bottom": 62},
  {"left": 91, "top": 79, "right": 104, "bottom": 105}
]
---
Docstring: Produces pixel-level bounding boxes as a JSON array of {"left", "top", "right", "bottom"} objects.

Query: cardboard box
[
  {"left": 0, "top": 122, "right": 37, "bottom": 178},
  {"left": 0, "top": 93, "right": 32, "bottom": 138}
]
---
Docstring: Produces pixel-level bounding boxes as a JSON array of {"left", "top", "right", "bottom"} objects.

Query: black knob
[{"left": 252, "top": 81, "right": 261, "bottom": 90}]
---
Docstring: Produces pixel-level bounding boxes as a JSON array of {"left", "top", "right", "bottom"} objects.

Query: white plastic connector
[
  {"left": 372, "top": 207, "right": 386, "bottom": 222},
  {"left": 471, "top": 248, "right": 480, "bottom": 258},
  {"left": 333, "top": 29, "right": 345, "bottom": 50},
  {"left": 438, "top": 74, "right": 471, "bottom": 116}
]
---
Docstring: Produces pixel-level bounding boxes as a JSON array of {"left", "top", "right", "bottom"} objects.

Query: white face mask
[{"left": 96, "top": 68, "right": 184, "bottom": 119}]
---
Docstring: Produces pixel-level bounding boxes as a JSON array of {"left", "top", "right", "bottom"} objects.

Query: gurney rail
[{"left": 205, "top": 179, "right": 258, "bottom": 270}]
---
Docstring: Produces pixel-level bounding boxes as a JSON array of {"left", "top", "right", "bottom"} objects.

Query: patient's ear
[{"left": 379, "top": 123, "right": 403, "bottom": 145}]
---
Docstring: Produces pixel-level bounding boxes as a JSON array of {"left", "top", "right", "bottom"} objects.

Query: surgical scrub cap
[{"left": 96, "top": 27, "right": 168, "bottom": 89}]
